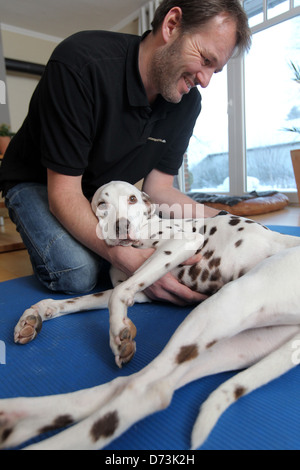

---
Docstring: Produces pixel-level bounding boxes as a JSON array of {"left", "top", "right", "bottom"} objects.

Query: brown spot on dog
[
  {"left": 39, "top": 415, "right": 74, "bottom": 434},
  {"left": 238, "top": 227, "right": 245, "bottom": 232},
  {"left": 189, "top": 264, "right": 201, "bottom": 281},
  {"left": 229, "top": 218, "right": 241, "bottom": 226},
  {"left": 165, "top": 263, "right": 170, "bottom": 269},
  {"left": 2, "top": 428, "right": 13, "bottom": 443},
  {"left": 152, "top": 241, "right": 159, "bottom": 247},
  {"left": 201, "top": 269, "right": 209, "bottom": 283},
  {"left": 139, "top": 282, "right": 145, "bottom": 288},
  {"left": 209, "top": 227, "right": 217, "bottom": 236},
  {"left": 208, "top": 257, "right": 221, "bottom": 269},
  {"left": 93, "top": 292, "right": 104, "bottom": 297},
  {"left": 203, "top": 250, "right": 214, "bottom": 260},
  {"left": 177, "top": 268, "right": 185, "bottom": 282},
  {"left": 206, "top": 340, "right": 217, "bottom": 349},
  {"left": 210, "top": 269, "right": 221, "bottom": 282},
  {"left": 164, "top": 251, "right": 172, "bottom": 255},
  {"left": 234, "top": 386, "right": 247, "bottom": 400},
  {"left": 90, "top": 411, "right": 119, "bottom": 442},
  {"left": 235, "top": 239, "right": 243, "bottom": 248},
  {"left": 208, "top": 283, "right": 220, "bottom": 295},
  {"left": 176, "top": 344, "right": 198, "bottom": 364}
]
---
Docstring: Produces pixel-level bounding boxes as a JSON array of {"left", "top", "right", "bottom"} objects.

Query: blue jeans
[{"left": 5, "top": 183, "right": 109, "bottom": 294}]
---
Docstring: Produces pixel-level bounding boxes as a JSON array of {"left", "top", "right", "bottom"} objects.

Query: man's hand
[
  {"left": 109, "top": 246, "right": 208, "bottom": 306},
  {"left": 144, "top": 255, "right": 208, "bottom": 306}
]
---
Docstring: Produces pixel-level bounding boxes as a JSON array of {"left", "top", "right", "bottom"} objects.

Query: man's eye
[{"left": 202, "top": 56, "right": 211, "bottom": 66}]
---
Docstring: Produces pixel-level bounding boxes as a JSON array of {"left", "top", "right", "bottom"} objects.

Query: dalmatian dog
[{"left": 1, "top": 181, "right": 300, "bottom": 450}]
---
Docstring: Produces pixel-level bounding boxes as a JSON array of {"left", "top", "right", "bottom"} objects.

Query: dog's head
[{"left": 91, "top": 181, "right": 156, "bottom": 246}]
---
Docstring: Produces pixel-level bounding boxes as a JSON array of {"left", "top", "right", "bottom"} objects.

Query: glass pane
[
  {"left": 185, "top": 68, "right": 229, "bottom": 193},
  {"left": 243, "top": 0, "right": 264, "bottom": 27},
  {"left": 268, "top": 0, "right": 289, "bottom": 19},
  {"left": 245, "top": 16, "right": 300, "bottom": 192}
]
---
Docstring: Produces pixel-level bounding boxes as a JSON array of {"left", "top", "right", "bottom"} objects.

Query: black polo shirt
[{"left": 0, "top": 31, "right": 201, "bottom": 199}]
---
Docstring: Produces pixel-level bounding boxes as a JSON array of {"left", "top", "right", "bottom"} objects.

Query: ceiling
[{"left": 0, "top": 0, "right": 148, "bottom": 40}]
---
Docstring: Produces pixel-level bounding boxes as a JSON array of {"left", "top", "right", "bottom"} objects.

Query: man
[{"left": 0, "top": 0, "right": 251, "bottom": 303}]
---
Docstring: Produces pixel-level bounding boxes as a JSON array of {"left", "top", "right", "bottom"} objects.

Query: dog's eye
[
  {"left": 129, "top": 195, "right": 138, "bottom": 204},
  {"left": 97, "top": 201, "right": 107, "bottom": 209}
]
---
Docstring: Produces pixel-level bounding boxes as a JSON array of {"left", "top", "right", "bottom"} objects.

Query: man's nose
[{"left": 196, "top": 70, "right": 214, "bottom": 89}]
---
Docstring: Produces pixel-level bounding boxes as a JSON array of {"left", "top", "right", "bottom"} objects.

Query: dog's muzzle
[{"left": 114, "top": 218, "right": 139, "bottom": 246}]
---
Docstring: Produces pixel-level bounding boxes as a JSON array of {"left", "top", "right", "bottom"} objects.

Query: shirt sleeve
[
  {"left": 38, "top": 60, "right": 95, "bottom": 176},
  {"left": 155, "top": 89, "right": 202, "bottom": 175}
]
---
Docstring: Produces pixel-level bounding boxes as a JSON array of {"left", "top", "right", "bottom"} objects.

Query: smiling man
[{"left": 0, "top": 0, "right": 251, "bottom": 303}]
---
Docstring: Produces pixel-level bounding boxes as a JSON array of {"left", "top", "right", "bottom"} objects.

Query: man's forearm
[
  {"left": 49, "top": 189, "right": 113, "bottom": 260},
  {"left": 145, "top": 184, "right": 219, "bottom": 219}
]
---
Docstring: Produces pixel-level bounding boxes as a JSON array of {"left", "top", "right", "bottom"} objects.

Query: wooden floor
[{"left": 0, "top": 204, "right": 300, "bottom": 283}]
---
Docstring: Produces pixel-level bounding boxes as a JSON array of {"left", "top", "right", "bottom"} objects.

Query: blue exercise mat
[{"left": 0, "top": 225, "right": 299, "bottom": 450}]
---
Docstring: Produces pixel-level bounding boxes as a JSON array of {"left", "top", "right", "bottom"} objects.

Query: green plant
[
  {"left": 290, "top": 61, "right": 300, "bottom": 84},
  {"left": 0, "top": 124, "right": 14, "bottom": 137}
]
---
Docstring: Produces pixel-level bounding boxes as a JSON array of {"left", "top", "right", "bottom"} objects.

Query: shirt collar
[{"left": 126, "top": 32, "right": 150, "bottom": 108}]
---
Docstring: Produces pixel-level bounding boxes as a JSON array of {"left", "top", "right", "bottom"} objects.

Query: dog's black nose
[{"left": 115, "top": 218, "right": 131, "bottom": 239}]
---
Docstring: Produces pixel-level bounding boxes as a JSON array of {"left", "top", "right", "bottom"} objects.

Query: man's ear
[{"left": 161, "top": 7, "right": 183, "bottom": 43}]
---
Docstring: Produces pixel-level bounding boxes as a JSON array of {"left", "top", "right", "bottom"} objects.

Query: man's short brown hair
[{"left": 151, "top": 0, "right": 251, "bottom": 54}]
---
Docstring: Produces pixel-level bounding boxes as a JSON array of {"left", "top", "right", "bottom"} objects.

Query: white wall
[{"left": 0, "top": 28, "right": 11, "bottom": 126}]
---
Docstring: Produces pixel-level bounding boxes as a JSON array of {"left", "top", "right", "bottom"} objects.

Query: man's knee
[
  {"left": 35, "top": 254, "right": 108, "bottom": 295},
  {"left": 47, "top": 262, "right": 101, "bottom": 295},
  {"left": 5, "top": 182, "right": 109, "bottom": 294}
]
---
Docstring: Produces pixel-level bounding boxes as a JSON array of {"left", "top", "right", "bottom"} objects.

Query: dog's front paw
[
  {"left": 110, "top": 319, "right": 137, "bottom": 368},
  {"left": 14, "top": 309, "right": 43, "bottom": 344}
]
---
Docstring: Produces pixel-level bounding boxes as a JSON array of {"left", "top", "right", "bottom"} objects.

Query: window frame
[{"left": 181, "top": 2, "right": 300, "bottom": 201}]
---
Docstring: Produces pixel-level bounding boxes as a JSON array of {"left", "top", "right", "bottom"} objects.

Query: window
[
  {"left": 245, "top": 15, "right": 300, "bottom": 192},
  {"left": 186, "top": 67, "right": 229, "bottom": 193},
  {"left": 183, "top": 0, "right": 300, "bottom": 201}
]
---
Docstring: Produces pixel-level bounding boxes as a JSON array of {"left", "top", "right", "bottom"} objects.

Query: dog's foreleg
[
  {"left": 108, "top": 234, "right": 204, "bottom": 367},
  {"left": 14, "top": 289, "right": 113, "bottom": 345},
  {"left": 192, "top": 330, "right": 300, "bottom": 449}
]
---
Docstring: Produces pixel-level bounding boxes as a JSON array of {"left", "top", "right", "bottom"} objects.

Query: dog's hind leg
[{"left": 192, "top": 330, "right": 300, "bottom": 449}]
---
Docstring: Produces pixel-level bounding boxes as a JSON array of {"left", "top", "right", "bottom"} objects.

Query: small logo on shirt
[{"left": 148, "top": 137, "right": 167, "bottom": 144}]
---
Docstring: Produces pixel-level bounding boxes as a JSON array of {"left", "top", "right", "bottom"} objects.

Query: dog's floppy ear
[{"left": 141, "top": 192, "right": 156, "bottom": 218}]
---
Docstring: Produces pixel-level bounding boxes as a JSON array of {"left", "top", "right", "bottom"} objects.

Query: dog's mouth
[{"left": 117, "top": 239, "right": 141, "bottom": 247}]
